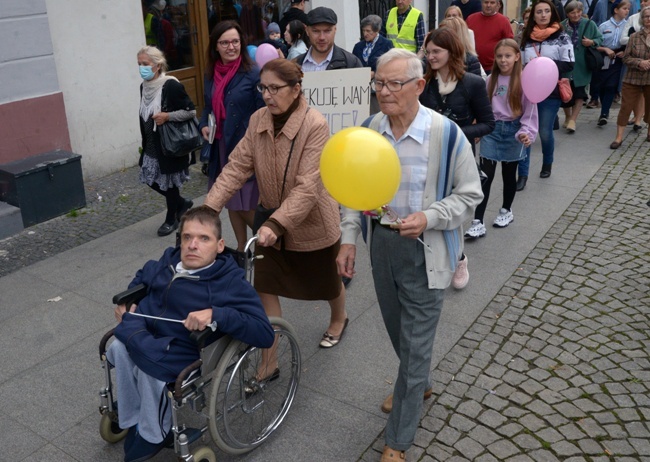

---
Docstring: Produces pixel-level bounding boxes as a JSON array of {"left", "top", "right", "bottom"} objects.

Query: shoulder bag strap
[{"left": 279, "top": 107, "right": 310, "bottom": 201}]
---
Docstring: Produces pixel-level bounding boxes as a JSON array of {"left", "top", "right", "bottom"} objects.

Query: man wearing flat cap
[
  {"left": 295, "top": 6, "right": 363, "bottom": 71},
  {"left": 279, "top": 0, "right": 309, "bottom": 37}
]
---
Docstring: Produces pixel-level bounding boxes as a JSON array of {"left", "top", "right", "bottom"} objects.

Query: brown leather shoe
[
  {"left": 381, "top": 445, "right": 406, "bottom": 461},
  {"left": 381, "top": 388, "right": 433, "bottom": 414}
]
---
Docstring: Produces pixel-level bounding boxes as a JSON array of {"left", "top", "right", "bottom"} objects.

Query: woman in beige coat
[{"left": 204, "top": 59, "right": 348, "bottom": 366}]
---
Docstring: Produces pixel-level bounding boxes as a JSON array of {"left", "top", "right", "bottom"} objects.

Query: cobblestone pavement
[
  {"left": 0, "top": 163, "right": 208, "bottom": 278},
  {"left": 362, "top": 129, "right": 650, "bottom": 458}
]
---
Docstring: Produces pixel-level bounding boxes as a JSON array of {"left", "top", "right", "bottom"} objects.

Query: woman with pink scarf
[{"left": 199, "top": 21, "right": 264, "bottom": 251}]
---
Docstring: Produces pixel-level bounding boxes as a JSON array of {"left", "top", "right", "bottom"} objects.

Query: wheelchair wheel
[
  {"left": 99, "top": 413, "right": 128, "bottom": 443},
  {"left": 207, "top": 317, "right": 300, "bottom": 454}
]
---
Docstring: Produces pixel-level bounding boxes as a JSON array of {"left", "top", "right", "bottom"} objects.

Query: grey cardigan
[{"left": 340, "top": 106, "right": 483, "bottom": 289}]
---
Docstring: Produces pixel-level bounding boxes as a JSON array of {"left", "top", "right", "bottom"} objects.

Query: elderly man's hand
[
  {"left": 395, "top": 212, "right": 428, "bottom": 239},
  {"left": 115, "top": 303, "right": 137, "bottom": 322},
  {"left": 336, "top": 244, "right": 357, "bottom": 278},
  {"left": 184, "top": 309, "right": 214, "bottom": 331}
]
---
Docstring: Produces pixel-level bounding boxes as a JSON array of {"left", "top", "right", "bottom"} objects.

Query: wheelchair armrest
[
  {"left": 99, "top": 328, "right": 116, "bottom": 359},
  {"left": 112, "top": 283, "right": 147, "bottom": 306},
  {"left": 189, "top": 328, "right": 220, "bottom": 349}
]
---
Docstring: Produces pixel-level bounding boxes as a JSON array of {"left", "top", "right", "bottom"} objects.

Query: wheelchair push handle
[{"left": 244, "top": 235, "right": 259, "bottom": 254}]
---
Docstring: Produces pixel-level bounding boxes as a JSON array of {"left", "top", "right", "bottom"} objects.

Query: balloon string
[
  {"left": 379, "top": 205, "right": 433, "bottom": 253},
  {"left": 519, "top": 101, "right": 538, "bottom": 158}
]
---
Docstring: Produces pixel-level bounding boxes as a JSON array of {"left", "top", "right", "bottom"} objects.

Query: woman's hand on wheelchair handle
[{"left": 257, "top": 226, "right": 277, "bottom": 247}]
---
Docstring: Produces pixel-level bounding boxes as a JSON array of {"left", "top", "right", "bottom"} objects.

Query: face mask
[{"left": 140, "top": 65, "right": 156, "bottom": 80}]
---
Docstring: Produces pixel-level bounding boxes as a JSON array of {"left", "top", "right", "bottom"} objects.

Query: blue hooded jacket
[{"left": 114, "top": 247, "right": 274, "bottom": 382}]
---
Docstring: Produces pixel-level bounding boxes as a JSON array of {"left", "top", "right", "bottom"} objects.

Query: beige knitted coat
[{"left": 204, "top": 97, "right": 341, "bottom": 251}]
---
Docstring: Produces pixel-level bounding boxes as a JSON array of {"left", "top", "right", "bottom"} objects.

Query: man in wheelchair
[{"left": 106, "top": 205, "right": 275, "bottom": 462}]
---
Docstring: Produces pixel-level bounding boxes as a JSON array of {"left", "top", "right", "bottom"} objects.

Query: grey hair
[
  {"left": 376, "top": 48, "right": 424, "bottom": 79},
  {"left": 137, "top": 45, "right": 169, "bottom": 73},
  {"left": 564, "top": 0, "right": 584, "bottom": 14},
  {"left": 360, "top": 14, "right": 383, "bottom": 32}
]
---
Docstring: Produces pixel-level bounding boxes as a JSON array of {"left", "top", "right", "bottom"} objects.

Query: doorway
[{"left": 142, "top": 0, "right": 207, "bottom": 112}]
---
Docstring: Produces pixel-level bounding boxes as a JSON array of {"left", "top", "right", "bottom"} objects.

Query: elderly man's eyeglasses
[
  {"left": 256, "top": 84, "right": 290, "bottom": 95},
  {"left": 370, "top": 77, "right": 416, "bottom": 92},
  {"left": 218, "top": 39, "right": 241, "bottom": 48}
]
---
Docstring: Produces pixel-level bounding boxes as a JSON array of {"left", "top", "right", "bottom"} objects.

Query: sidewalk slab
[{"left": 3, "top": 104, "right": 646, "bottom": 462}]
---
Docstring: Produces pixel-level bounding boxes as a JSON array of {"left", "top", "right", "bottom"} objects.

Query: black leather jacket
[{"left": 419, "top": 72, "right": 494, "bottom": 153}]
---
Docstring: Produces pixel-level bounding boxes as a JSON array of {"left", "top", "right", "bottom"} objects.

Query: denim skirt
[{"left": 479, "top": 119, "right": 527, "bottom": 162}]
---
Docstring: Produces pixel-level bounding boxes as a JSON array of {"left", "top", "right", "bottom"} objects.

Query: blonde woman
[
  {"left": 136, "top": 46, "right": 196, "bottom": 236},
  {"left": 445, "top": 6, "right": 476, "bottom": 48},
  {"left": 439, "top": 16, "right": 484, "bottom": 77}
]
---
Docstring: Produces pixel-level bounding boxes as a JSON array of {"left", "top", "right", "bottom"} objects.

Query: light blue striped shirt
[
  {"left": 301, "top": 47, "right": 334, "bottom": 72},
  {"left": 377, "top": 104, "right": 431, "bottom": 219}
]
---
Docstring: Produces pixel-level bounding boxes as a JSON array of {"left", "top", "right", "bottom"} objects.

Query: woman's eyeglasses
[
  {"left": 256, "top": 84, "right": 290, "bottom": 95},
  {"left": 218, "top": 39, "right": 241, "bottom": 48},
  {"left": 423, "top": 49, "right": 447, "bottom": 58}
]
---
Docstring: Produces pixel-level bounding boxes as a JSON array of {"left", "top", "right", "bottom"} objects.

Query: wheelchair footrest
[{"left": 177, "top": 427, "right": 203, "bottom": 446}]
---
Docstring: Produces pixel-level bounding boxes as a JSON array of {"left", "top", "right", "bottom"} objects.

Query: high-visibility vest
[
  {"left": 144, "top": 13, "right": 157, "bottom": 46},
  {"left": 386, "top": 6, "right": 421, "bottom": 52}
]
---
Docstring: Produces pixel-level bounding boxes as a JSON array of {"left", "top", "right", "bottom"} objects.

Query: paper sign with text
[{"left": 301, "top": 68, "right": 372, "bottom": 135}]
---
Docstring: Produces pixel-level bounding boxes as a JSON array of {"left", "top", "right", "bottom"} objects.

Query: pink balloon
[
  {"left": 255, "top": 43, "right": 278, "bottom": 68},
  {"left": 521, "top": 57, "right": 559, "bottom": 103}
]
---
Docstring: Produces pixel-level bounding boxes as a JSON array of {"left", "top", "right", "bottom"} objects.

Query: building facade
[{"left": 5, "top": 0, "right": 519, "bottom": 180}]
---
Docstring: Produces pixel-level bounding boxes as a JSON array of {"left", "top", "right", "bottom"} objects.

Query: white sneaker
[
  {"left": 452, "top": 256, "right": 469, "bottom": 289},
  {"left": 464, "top": 220, "right": 486, "bottom": 238},
  {"left": 493, "top": 208, "right": 514, "bottom": 228}
]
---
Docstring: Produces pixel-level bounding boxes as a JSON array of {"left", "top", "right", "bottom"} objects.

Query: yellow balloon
[{"left": 320, "top": 127, "right": 401, "bottom": 210}]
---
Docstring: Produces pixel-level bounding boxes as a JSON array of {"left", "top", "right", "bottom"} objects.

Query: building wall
[
  {"left": 45, "top": 0, "right": 145, "bottom": 179},
  {"left": 0, "top": 0, "right": 72, "bottom": 164}
]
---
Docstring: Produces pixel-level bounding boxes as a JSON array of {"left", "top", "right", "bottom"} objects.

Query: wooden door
[{"left": 144, "top": 0, "right": 207, "bottom": 113}]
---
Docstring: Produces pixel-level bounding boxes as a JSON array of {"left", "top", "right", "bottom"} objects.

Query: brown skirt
[{"left": 254, "top": 240, "right": 342, "bottom": 301}]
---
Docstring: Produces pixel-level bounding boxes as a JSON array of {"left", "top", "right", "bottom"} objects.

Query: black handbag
[
  {"left": 158, "top": 117, "right": 203, "bottom": 158},
  {"left": 582, "top": 22, "right": 605, "bottom": 71},
  {"left": 252, "top": 138, "right": 296, "bottom": 235},
  {"left": 584, "top": 46, "right": 605, "bottom": 71}
]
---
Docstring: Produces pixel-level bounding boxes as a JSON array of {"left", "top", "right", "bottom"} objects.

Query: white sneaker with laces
[
  {"left": 452, "top": 256, "right": 469, "bottom": 289},
  {"left": 464, "top": 220, "right": 486, "bottom": 238},
  {"left": 493, "top": 208, "right": 514, "bottom": 228}
]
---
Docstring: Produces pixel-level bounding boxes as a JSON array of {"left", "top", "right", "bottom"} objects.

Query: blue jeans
[
  {"left": 518, "top": 97, "right": 561, "bottom": 177},
  {"left": 370, "top": 224, "right": 444, "bottom": 451},
  {"left": 106, "top": 340, "right": 172, "bottom": 443}
]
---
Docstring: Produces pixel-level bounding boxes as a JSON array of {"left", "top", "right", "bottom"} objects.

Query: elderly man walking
[{"left": 336, "top": 49, "right": 483, "bottom": 461}]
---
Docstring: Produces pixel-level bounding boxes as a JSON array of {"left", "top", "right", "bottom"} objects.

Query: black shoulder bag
[
  {"left": 582, "top": 21, "right": 605, "bottom": 71},
  {"left": 158, "top": 89, "right": 203, "bottom": 158}
]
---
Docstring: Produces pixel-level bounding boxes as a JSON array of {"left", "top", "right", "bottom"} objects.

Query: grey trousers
[
  {"left": 106, "top": 339, "right": 172, "bottom": 444},
  {"left": 370, "top": 224, "right": 444, "bottom": 451}
]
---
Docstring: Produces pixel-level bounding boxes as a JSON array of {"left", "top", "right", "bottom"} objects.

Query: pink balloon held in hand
[{"left": 521, "top": 56, "right": 559, "bottom": 103}]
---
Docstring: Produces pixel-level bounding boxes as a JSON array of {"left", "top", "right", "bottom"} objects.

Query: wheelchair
[{"left": 98, "top": 237, "right": 301, "bottom": 461}]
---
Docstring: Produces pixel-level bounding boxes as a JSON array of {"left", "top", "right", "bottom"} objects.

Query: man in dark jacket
[
  {"left": 295, "top": 6, "right": 363, "bottom": 71},
  {"left": 107, "top": 205, "right": 274, "bottom": 462},
  {"left": 279, "top": 0, "right": 309, "bottom": 36}
]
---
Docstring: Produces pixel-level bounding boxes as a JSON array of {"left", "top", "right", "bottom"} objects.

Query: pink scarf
[{"left": 212, "top": 56, "right": 241, "bottom": 140}]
